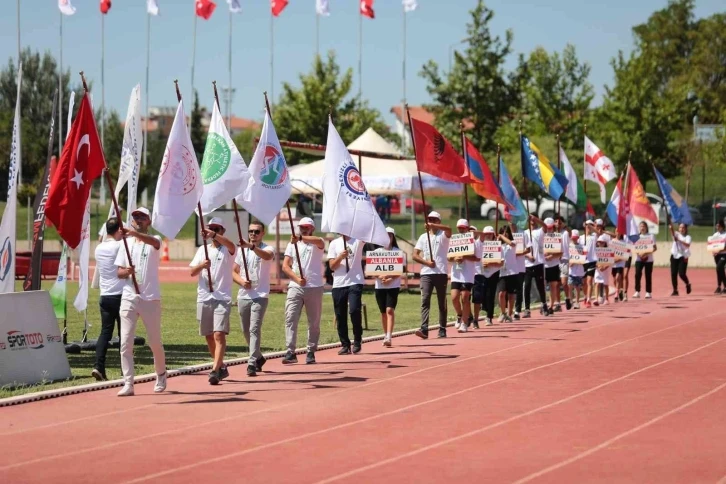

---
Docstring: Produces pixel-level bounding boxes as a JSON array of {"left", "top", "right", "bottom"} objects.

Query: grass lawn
[{"left": 1, "top": 281, "right": 427, "bottom": 398}]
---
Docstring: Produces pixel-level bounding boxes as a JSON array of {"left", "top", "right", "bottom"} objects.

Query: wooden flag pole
[
  {"left": 406, "top": 105, "right": 433, "bottom": 261},
  {"left": 263, "top": 91, "right": 305, "bottom": 279},
  {"left": 175, "top": 79, "right": 213, "bottom": 292},
  {"left": 459, "top": 123, "right": 470, "bottom": 223},
  {"left": 556, "top": 134, "right": 561, "bottom": 218},
  {"left": 212, "top": 81, "right": 250, "bottom": 281},
  {"left": 519, "top": 119, "right": 534, "bottom": 242},
  {"left": 81, "top": 71, "right": 139, "bottom": 294},
  {"left": 495, "top": 144, "right": 501, "bottom": 233}
]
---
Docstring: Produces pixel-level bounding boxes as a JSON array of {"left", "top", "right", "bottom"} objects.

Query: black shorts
[
  {"left": 451, "top": 281, "right": 474, "bottom": 291},
  {"left": 545, "top": 265, "right": 561, "bottom": 283},
  {"left": 611, "top": 267, "right": 624, "bottom": 276},
  {"left": 584, "top": 261, "right": 596, "bottom": 277},
  {"left": 472, "top": 275, "right": 486, "bottom": 304},
  {"left": 497, "top": 275, "right": 519, "bottom": 294},
  {"left": 375, "top": 288, "right": 400, "bottom": 313},
  {"left": 625, "top": 257, "right": 632, "bottom": 269}
]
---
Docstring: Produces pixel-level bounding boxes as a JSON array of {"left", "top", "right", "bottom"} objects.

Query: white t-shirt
[
  {"left": 544, "top": 231, "right": 569, "bottom": 268},
  {"left": 568, "top": 249, "right": 585, "bottom": 277},
  {"left": 594, "top": 266, "right": 610, "bottom": 285},
  {"left": 500, "top": 243, "right": 518, "bottom": 277},
  {"left": 328, "top": 237, "right": 365, "bottom": 288},
  {"left": 450, "top": 242, "right": 476, "bottom": 284},
  {"left": 114, "top": 235, "right": 162, "bottom": 301},
  {"left": 235, "top": 242, "right": 275, "bottom": 299},
  {"left": 473, "top": 240, "right": 483, "bottom": 276},
  {"left": 525, "top": 228, "right": 545, "bottom": 267},
  {"left": 373, "top": 248, "right": 406, "bottom": 290},
  {"left": 285, "top": 240, "right": 324, "bottom": 288},
  {"left": 671, "top": 233, "right": 692, "bottom": 259},
  {"left": 415, "top": 231, "right": 450, "bottom": 275},
  {"left": 585, "top": 232, "right": 598, "bottom": 263},
  {"left": 190, "top": 243, "right": 235, "bottom": 303},
  {"left": 635, "top": 234, "right": 655, "bottom": 263},
  {"left": 95, "top": 240, "right": 125, "bottom": 296},
  {"left": 514, "top": 231, "right": 530, "bottom": 274}
]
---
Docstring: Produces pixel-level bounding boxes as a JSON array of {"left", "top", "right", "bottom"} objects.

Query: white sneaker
[
  {"left": 624, "top": 295, "right": 628, "bottom": 302},
  {"left": 457, "top": 323, "right": 468, "bottom": 333},
  {"left": 573, "top": 302, "right": 580, "bottom": 309},
  {"left": 154, "top": 372, "right": 167, "bottom": 393},
  {"left": 602, "top": 299, "right": 609, "bottom": 306},
  {"left": 633, "top": 292, "right": 640, "bottom": 299},
  {"left": 485, "top": 318, "right": 493, "bottom": 326},
  {"left": 645, "top": 292, "right": 652, "bottom": 299},
  {"left": 598, "top": 297, "right": 604, "bottom": 305},
  {"left": 454, "top": 319, "right": 461, "bottom": 329},
  {"left": 498, "top": 314, "right": 506, "bottom": 323},
  {"left": 117, "top": 384, "right": 134, "bottom": 397}
]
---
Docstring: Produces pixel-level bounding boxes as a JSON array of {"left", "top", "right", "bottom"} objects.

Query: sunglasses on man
[{"left": 248, "top": 229, "right": 262, "bottom": 235}]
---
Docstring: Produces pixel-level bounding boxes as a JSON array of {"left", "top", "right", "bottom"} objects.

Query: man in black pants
[
  {"left": 328, "top": 235, "right": 366, "bottom": 354},
  {"left": 523, "top": 216, "right": 549, "bottom": 317},
  {"left": 92, "top": 219, "right": 125, "bottom": 381}
]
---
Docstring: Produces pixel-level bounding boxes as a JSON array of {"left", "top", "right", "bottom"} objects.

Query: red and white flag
[
  {"left": 58, "top": 0, "right": 76, "bottom": 15},
  {"left": 100, "top": 0, "right": 112, "bottom": 14},
  {"left": 45, "top": 94, "right": 106, "bottom": 249},
  {"left": 271, "top": 0, "right": 288, "bottom": 17},
  {"left": 147, "top": 0, "right": 159, "bottom": 16},
  {"left": 584, "top": 135, "right": 616, "bottom": 203},
  {"left": 196, "top": 0, "right": 216, "bottom": 19},
  {"left": 360, "top": 0, "right": 375, "bottom": 18}
]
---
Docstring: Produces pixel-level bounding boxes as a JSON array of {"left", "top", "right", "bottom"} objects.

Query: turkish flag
[
  {"left": 45, "top": 94, "right": 105, "bottom": 249},
  {"left": 409, "top": 117, "right": 467, "bottom": 184},
  {"left": 100, "top": 0, "right": 111, "bottom": 14},
  {"left": 195, "top": 0, "right": 216, "bottom": 20},
  {"left": 360, "top": 0, "right": 375, "bottom": 18},
  {"left": 271, "top": 0, "right": 288, "bottom": 17}
]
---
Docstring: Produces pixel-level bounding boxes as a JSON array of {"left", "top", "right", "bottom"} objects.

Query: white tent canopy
[{"left": 288, "top": 128, "right": 462, "bottom": 197}]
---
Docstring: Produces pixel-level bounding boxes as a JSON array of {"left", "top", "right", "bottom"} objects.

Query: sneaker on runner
[
  {"left": 256, "top": 355, "right": 267, "bottom": 372},
  {"left": 455, "top": 316, "right": 462, "bottom": 329},
  {"left": 485, "top": 318, "right": 493, "bottom": 326},
  {"left": 498, "top": 314, "right": 506, "bottom": 323},
  {"left": 117, "top": 384, "right": 134, "bottom": 397},
  {"left": 437, "top": 329, "right": 447, "bottom": 338},
  {"left": 573, "top": 302, "right": 580, "bottom": 309},
  {"left": 523, "top": 310, "right": 531, "bottom": 318},
  {"left": 415, "top": 329, "right": 428, "bottom": 339},
  {"left": 513, "top": 312, "right": 521, "bottom": 320},
  {"left": 306, "top": 351, "right": 316, "bottom": 364},
  {"left": 282, "top": 350, "right": 298, "bottom": 364},
  {"left": 645, "top": 292, "right": 652, "bottom": 299},
  {"left": 154, "top": 372, "right": 167, "bottom": 393},
  {"left": 633, "top": 291, "right": 640, "bottom": 298},
  {"left": 458, "top": 323, "right": 468, "bottom": 333},
  {"left": 208, "top": 371, "right": 220, "bottom": 385},
  {"left": 219, "top": 366, "right": 230, "bottom": 380}
]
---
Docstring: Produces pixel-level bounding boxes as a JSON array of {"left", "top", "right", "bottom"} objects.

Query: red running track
[{"left": 1, "top": 268, "right": 726, "bottom": 483}]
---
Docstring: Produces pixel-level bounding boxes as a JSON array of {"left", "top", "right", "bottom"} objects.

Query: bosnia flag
[
  {"left": 520, "top": 135, "right": 565, "bottom": 201},
  {"left": 654, "top": 166, "right": 693, "bottom": 225}
]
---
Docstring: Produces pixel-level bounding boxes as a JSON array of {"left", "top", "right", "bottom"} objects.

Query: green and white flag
[
  {"left": 49, "top": 243, "right": 69, "bottom": 320},
  {"left": 560, "top": 146, "right": 587, "bottom": 210},
  {"left": 200, "top": 101, "right": 250, "bottom": 215}
]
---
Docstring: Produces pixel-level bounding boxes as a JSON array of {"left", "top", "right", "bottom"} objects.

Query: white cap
[
  {"left": 207, "top": 217, "right": 225, "bottom": 229},
  {"left": 597, "top": 234, "right": 609, "bottom": 242},
  {"left": 544, "top": 217, "right": 555, "bottom": 227},
  {"left": 469, "top": 226, "right": 477, "bottom": 231},
  {"left": 585, "top": 219, "right": 595, "bottom": 226},
  {"left": 571, "top": 229, "right": 580, "bottom": 238},
  {"left": 427, "top": 211, "right": 442, "bottom": 220},
  {"left": 456, "top": 218, "right": 469, "bottom": 228},
  {"left": 298, "top": 217, "right": 315, "bottom": 228},
  {"left": 386, "top": 227, "right": 395, "bottom": 234},
  {"left": 595, "top": 218, "right": 604, "bottom": 226},
  {"left": 132, "top": 207, "right": 151, "bottom": 218},
  {"left": 483, "top": 226, "right": 495, "bottom": 234}
]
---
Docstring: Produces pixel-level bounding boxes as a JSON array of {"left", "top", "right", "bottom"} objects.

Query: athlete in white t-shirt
[
  {"left": 451, "top": 219, "right": 478, "bottom": 332},
  {"left": 669, "top": 223, "right": 692, "bottom": 296},
  {"left": 92, "top": 218, "right": 125, "bottom": 382},
  {"left": 412, "top": 211, "right": 452, "bottom": 339},
  {"left": 328, "top": 235, "right": 366, "bottom": 354},
  {"left": 234, "top": 221, "right": 275, "bottom": 377},
  {"left": 633, "top": 221, "right": 657, "bottom": 299},
  {"left": 114, "top": 207, "right": 166, "bottom": 397},
  {"left": 189, "top": 217, "right": 236, "bottom": 385},
  {"left": 281, "top": 217, "right": 326, "bottom": 364},
  {"left": 374, "top": 227, "right": 405, "bottom": 346}
]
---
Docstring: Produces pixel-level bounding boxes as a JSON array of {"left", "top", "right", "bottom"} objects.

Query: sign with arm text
[{"left": 447, "top": 232, "right": 475, "bottom": 260}]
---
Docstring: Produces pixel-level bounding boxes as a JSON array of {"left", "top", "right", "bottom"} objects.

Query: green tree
[
  {"left": 274, "top": 52, "right": 395, "bottom": 166},
  {"left": 190, "top": 90, "right": 206, "bottom": 161},
  {"left": 233, "top": 128, "right": 257, "bottom": 160},
  {"left": 0, "top": 48, "right": 84, "bottom": 198},
  {"left": 419, "top": 0, "right": 526, "bottom": 155}
]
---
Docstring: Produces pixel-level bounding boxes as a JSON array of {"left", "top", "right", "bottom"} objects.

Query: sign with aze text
[
  {"left": 609, "top": 239, "right": 631, "bottom": 261},
  {"left": 568, "top": 244, "right": 587, "bottom": 265},
  {"left": 365, "top": 249, "right": 405, "bottom": 276},
  {"left": 481, "top": 241, "right": 502, "bottom": 266},
  {"left": 707, "top": 235, "right": 726, "bottom": 254},
  {"left": 543, "top": 233, "right": 562, "bottom": 254},
  {"left": 513, "top": 232, "right": 525, "bottom": 255},
  {"left": 632, "top": 234, "right": 655, "bottom": 255},
  {"left": 447, "top": 232, "right": 475, "bottom": 260},
  {"left": 595, "top": 247, "right": 615, "bottom": 268}
]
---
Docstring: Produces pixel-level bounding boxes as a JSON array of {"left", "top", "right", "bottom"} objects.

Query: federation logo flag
[
  {"left": 520, "top": 135, "right": 564, "bottom": 201},
  {"left": 152, "top": 100, "right": 204, "bottom": 240},
  {"left": 236, "top": 110, "right": 292, "bottom": 225},
  {"left": 584, "top": 135, "right": 617, "bottom": 203},
  {"left": 409, "top": 117, "right": 467, "bottom": 183},
  {"left": 321, "top": 118, "right": 389, "bottom": 246},
  {"left": 654, "top": 166, "right": 693, "bottom": 225},
  {"left": 463, "top": 136, "right": 508, "bottom": 206},
  {"left": 45, "top": 94, "right": 106, "bottom": 249}
]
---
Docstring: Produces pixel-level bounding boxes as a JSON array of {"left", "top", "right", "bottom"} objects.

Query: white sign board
[
  {"left": 365, "top": 249, "right": 405, "bottom": 276},
  {"left": 569, "top": 244, "right": 587, "bottom": 265},
  {"left": 595, "top": 247, "right": 615, "bottom": 268},
  {"left": 0, "top": 291, "right": 72, "bottom": 386},
  {"left": 609, "top": 239, "right": 631, "bottom": 261},
  {"left": 447, "top": 232, "right": 475, "bottom": 260},
  {"left": 481, "top": 241, "right": 502, "bottom": 265},
  {"left": 632, "top": 234, "right": 655, "bottom": 255},
  {"left": 513, "top": 233, "right": 525, "bottom": 255},
  {"left": 707, "top": 235, "right": 726, "bottom": 254},
  {"left": 543, "top": 233, "right": 562, "bottom": 254}
]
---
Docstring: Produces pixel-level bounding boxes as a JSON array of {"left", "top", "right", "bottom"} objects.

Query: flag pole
[
  {"left": 270, "top": 10, "right": 275, "bottom": 103},
  {"left": 142, "top": 8, "right": 151, "bottom": 207},
  {"left": 174, "top": 80, "right": 213, "bottom": 292},
  {"left": 59, "top": 12, "right": 63, "bottom": 158},
  {"left": 264, "top": 91, "right": 305, "bottom": 278},
  {"left": 618, "top": 153, "right": 632, "bottom": 237},
  {"left": 191, "top": 15, "right": 197, "bottom": 104},
  {"left": 556, "top": 134, "right": 561, "bottom": 218},
  {"left": 459, "top": 123, "right": 470, "bottom": 222},
  {"left": 228, "top": 10, "right": 233, "bottom": 128},
  {"left": 16, "top": 0, "right": 21, "bottom": 191},
  {"left": 583, "top": 124, "right": 588, "bottom": 215},
  {"left": 519, "top": 119, "right": 534, "bottom": 242},
  {"left": 406, "top": 105, "right": 433, "bottom": 261},
  {"left": 358, "top": 10, "right": 362, "bottom": 101},
  {"left": 495, "top": 144, "right": 501, "bottom": 233},
  {"left": 213, "top": 80, "right": 250, "bottom": 282},
  {"left": 80, "top": 72, "right": 139, "bottom": 294},
  {"left": 100, "top": 11, "right": 106, "bottom": 206},
  {"left": 401, "top": 4, "right": 407, "bottom": 152}
]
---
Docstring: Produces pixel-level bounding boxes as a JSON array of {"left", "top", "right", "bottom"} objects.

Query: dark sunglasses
[
  {"left": 248, "top": 229, "right": 262, "bottom": 235},
  {"left": 209, "top": 227, "right": 222, "bottom": 233}
]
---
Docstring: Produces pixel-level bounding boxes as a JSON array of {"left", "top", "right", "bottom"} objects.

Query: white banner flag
[
  {"left": 227, "top": 0, "right": 242, "bottom": 13},
  {"left": 200, "top": 101, "right": 250, "bottom": 214},
  {"left": 316, "top": 0, "right": 330, "bottom": 16},
  {"left": 321, "top": 118, "right": 388, "bottom": 246},
  {"left": 0, "top": 65, "right": 22, "bottom": 294},
  {"left": 584, "top": 135, "right": 617, "bottom": 203},
  {"left": 58, "top": 0, "right": 76, "bottom": 15},
  {"left": 236, "top": 110, "right": 292, "bottom": 225},
  {"left": 403, "top": 0, "right": 418, "bottom": 12},
  {"left": 73, "top": 198, "right": 91, "bottom": 311},
  {"left": 147, "top": 0, "right": 159, "bottom": 16},
  {"left": 152, "top": 100, "right": 203, "bottom": 239}
]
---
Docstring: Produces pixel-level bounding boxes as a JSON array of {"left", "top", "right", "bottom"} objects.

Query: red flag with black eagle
[
  {"left": 409, "top": 117, "right": 468, "bottom": 184},
  {"left": 45, "top": 94, "right": 106, "bottom": 249}
]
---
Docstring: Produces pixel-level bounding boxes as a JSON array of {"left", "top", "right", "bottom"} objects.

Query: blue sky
[{"left": 1, "top": 0, "right": 722, "bottom": 128}]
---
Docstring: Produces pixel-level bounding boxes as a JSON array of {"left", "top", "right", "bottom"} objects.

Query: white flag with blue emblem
[{"left": 321, "top": 118, "right": 388, "bottom": 246}]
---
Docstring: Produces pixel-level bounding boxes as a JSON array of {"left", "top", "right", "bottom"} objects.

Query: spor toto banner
[{"left": 0, "top": 291, "right": 71, "bottom": 386}]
